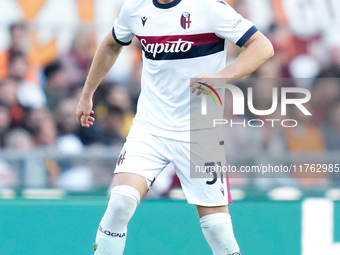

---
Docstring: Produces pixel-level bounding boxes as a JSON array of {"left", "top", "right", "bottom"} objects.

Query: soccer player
[{"left": 76, "top": 0, "right": 273, "bottom": 254}]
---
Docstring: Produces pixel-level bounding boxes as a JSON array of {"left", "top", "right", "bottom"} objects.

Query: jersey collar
[{"left": 153, "top": 0, "right": 181, "bottom": 9}]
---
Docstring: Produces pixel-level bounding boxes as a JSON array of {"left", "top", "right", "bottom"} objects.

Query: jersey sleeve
[
  {"left": 112, "top": 3, "right": 134, "bottom": 46},
  {"left": 211, "top": 1, "right": 258, "bottom": 47}
]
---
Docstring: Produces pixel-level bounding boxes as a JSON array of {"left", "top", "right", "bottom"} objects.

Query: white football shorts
[{"left": 114, "top": 128, "right": 231, "bottom": 206}]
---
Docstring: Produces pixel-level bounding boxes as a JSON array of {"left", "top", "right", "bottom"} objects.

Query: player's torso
[{"left": 125, "top": 0, "right": 227, "bottom": 139}]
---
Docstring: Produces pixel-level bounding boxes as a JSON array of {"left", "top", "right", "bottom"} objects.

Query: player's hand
[
  {"left": 76, "top": 96, "right": 95, "bottom": 128},
  {"left": 189, "top": 73, "right": 226, "bottom": 95}
]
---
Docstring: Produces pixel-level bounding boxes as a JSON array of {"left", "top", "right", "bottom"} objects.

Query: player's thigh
[
  {"left": 113, "top": 172, "right": 149, "bottom": 199},
  {"left": 196, "top": 204, "right": 229, "bottom": 218}
]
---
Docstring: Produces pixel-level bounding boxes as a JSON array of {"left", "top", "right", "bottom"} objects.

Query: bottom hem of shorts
[
  {"left": 186, "top": 200, "right": 232, "bottom": 207},
  {"left": 113, "top": 169, "right": 155, "bottom": 182}
]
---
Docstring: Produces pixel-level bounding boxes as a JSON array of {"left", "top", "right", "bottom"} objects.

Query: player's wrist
[
  {"left": 81, "top": 87, "right": 95, "bottom": 98},
  {"left": 215, "top": 71, "right": 234, "bottom": 84}
]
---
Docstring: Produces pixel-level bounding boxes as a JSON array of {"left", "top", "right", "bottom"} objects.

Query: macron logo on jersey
[
  {"left": 136, "top": 34, "right": 225, "bottom": 60},
  {"left": 141, "top": 16, "right": 148, "bottom": 27}
]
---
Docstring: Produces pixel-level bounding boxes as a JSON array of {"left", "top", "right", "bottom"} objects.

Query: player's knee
[
  {"left": 108, "top": 198, "right": 131, "bottom": 222},
  {"left": 109, "top": 185, "right": 140, "bottom": 215},
  {"left": 101, "top": 185, "right": 140, "bottom": 228},
  {"left": 111, "top": 184, "right": 140, "bottom": 200}
]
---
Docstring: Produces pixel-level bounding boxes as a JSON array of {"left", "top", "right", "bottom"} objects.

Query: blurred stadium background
[{"left": 0, "top": 0, "right": 340, "bottom": 254}]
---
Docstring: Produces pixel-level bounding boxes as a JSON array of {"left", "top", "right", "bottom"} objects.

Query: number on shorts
[{"left": 205, "top": 162, "right": 223, "bottom": 185}]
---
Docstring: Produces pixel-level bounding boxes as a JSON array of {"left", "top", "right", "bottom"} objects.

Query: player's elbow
[
  {"left": 262, "top": 38, "right": 274, "bottom": 61},
  {"left": 246, "top": 32, "right": 274, "bottom": 61},
  {"left": 257, "top": 36, "right": 274, "bottom": 62}
]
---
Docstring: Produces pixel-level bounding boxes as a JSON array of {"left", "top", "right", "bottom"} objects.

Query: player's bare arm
[
  {"left": 220, "top": 31, "right": 274, "bottom": 81},
  {"left": 76, "top": 32, "right": 123, "bottom": 127},
  {"left": 191, "top": 31, "right": 274, "bottom": 93}
]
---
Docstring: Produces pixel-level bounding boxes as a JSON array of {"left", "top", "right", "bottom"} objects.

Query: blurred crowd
[{"left": 0, "top": 0, "right": 340, "bottom": 193}]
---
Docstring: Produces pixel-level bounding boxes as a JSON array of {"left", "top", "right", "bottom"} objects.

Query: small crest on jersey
[
  {"left": 117, "top": 150, "right": 126, "bottom": 166},
  {"left": 141, "top": 16, "right": 148, "bottom": 27},
  {"left": 217, "top": 0, "right": 227, "bottom": 5},
  {"left": 180, "top": 12, "right": 192, "bottom": 30}
]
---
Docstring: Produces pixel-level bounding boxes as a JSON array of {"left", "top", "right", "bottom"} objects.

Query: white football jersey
[{"left": 113, "top": 0, "right": 257, "bottom": 141}]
